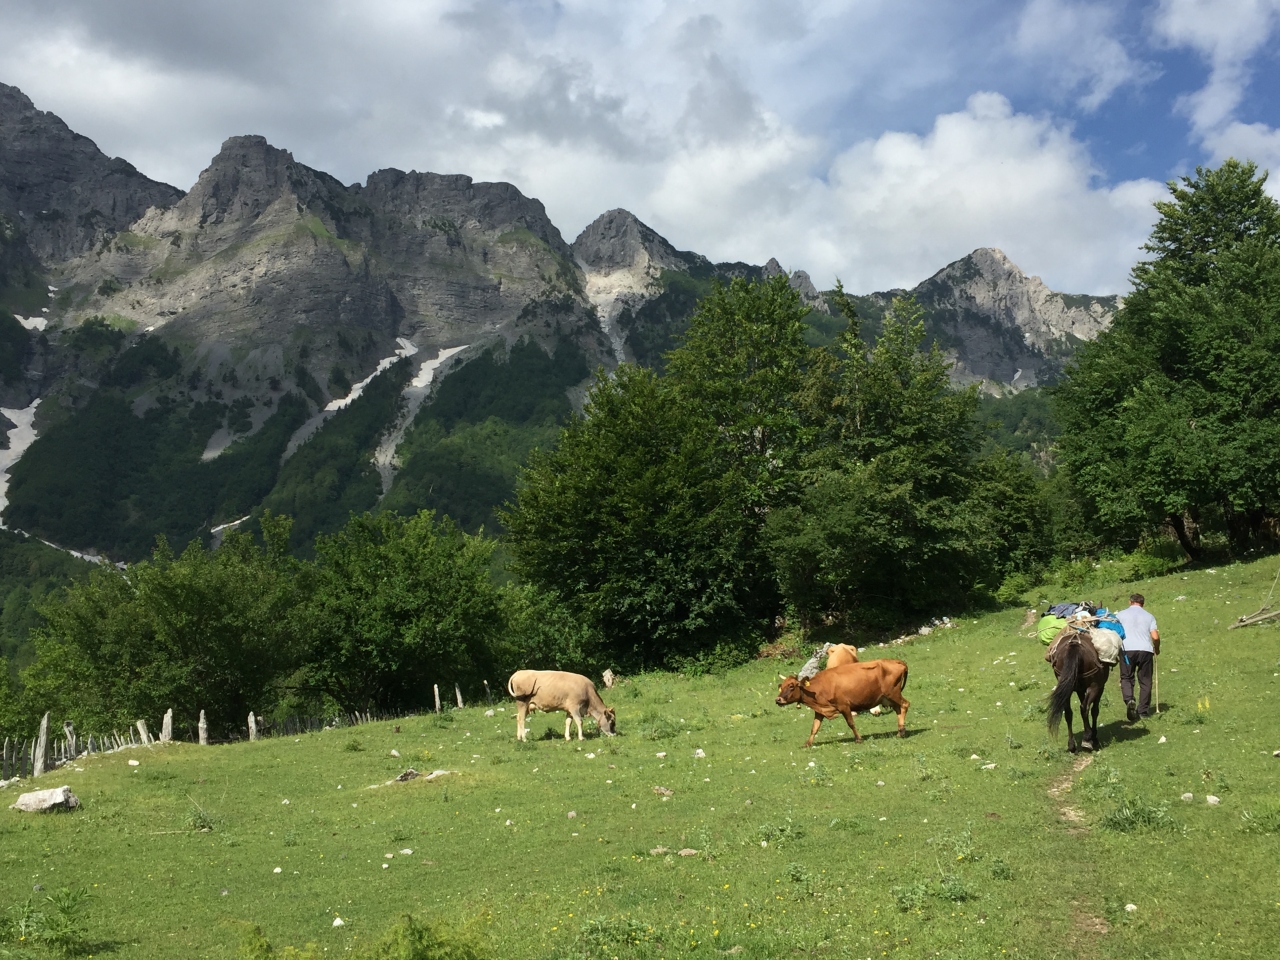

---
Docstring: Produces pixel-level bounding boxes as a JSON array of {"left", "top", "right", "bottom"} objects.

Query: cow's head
[
  {"left": 775, "top": 676, "right": 805, "bottom": 706},
  {"left": 599, "top": 707, "right": 617, "bottom": 736}
]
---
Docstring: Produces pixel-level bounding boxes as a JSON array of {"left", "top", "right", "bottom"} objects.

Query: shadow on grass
[{"left": 1095, "top": 719, "right": 1153, "bottom": 746}]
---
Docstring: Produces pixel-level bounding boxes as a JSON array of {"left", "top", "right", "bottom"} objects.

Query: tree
[
  {"left": 299, "top": 510, "right": 501, "bottom": 711},
  {"left": 504, "top": 365, "right": 765, "bottom": 667},
  {"left": 19, "top": 514, "right": 303, "bottom": 737},
  {"left": 765, "top": 295, "right": 997, "bottom": 626},
  {"left": 1054, "top": 159, "right": 1280, "bottom": 556}
]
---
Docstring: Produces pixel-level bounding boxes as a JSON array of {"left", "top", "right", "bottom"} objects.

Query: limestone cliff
[{"left": 0, "top": 82, "right": 183, "bottom": 262}]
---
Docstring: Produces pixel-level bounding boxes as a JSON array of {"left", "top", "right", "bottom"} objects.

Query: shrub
[{"left": 1100, "top": 797, "right": 1181, "bottom": 833}]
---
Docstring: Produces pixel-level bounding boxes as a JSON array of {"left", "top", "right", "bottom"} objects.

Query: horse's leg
[
  {"left": 1090, "top": 678, "right": 1104, "bottom": 749},
  {"left": 1065, "top": 698, "right": 1077, "bottom": 753},
  {"left": 1079, "top": 690, "right": 1095, "bottom": 751}
]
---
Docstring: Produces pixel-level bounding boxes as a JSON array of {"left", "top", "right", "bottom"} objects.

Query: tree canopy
[{"left": 1054, "top": 159, "right": 1280, "bottom": 556}]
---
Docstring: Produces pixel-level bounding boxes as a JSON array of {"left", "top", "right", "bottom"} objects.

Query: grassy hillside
[{"left": 2, "top": 558, "right": 1279, "bottom": 959}]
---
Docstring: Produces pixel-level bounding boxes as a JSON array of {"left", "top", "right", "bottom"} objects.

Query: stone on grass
[
  {"left": 650, "top": 846, "right": 669, "bottom": 855},
  {"left": 1207, "top": 795, "right": 1221, "bottom": 805},
  {"left": 1159, "top": 736, "right": 1167, "bottom": 744},
  {"left": 333, "top": 918, "right": 345, "bottom": 927},
  {"left": 653, "top": 786, "right": 673, "bottom": 797},
  {"left": 567, "top": 810, "right": 577, "bottom": 819},
  {"left": 9, "top": 785, "right": 80, "bottom": 812},
  {"left": 694, "top": 748, "right": 706, "bottom": 758},
  {"left": 395, "top": 768, "right": 419, "bottom": 782},
  {"left": 1125, "top": 904, "right": 1137, "bottom": 913},
  {"left": 1182, "top": 793, "right": 1193, "bottom": 801},
  {"left": 677, "top": 848, "right": 698, "bottom": 856},
  {"left": 128, "top": 759, "right": 140, "bottom": 766},
  {"left": 390, "top": 749, "right": 400, "bottom": 758}
]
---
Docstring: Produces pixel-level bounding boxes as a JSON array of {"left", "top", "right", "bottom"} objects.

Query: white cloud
[
  {"left": 0, "top": 1, "right": 1168, "bottom": 294},
  {"left": 1153, "top": 0, "right": 1280, "bottom": 172},
  {"left": 1015, "top": 0, "right": 1157, "bottom": 112}
]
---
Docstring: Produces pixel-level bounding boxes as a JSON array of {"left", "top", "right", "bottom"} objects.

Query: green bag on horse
[{"left": 1037, "top": 615, "right": 1068, "bottom": 645}]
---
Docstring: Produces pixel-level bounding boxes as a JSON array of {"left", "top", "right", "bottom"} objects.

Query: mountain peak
[
  {"left": 572, "top": 209, "right": 688, "bottom": 275},
  {"left": 0, "top": 82, "right": 182, "bottom": 261}
]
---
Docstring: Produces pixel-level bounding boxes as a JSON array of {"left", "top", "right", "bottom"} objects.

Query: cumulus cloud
[
  {"left": 0, "top": 0, "right": 1169, "bottom": 293},
  {"left": 1153, "top": 0, "right": 1280, "bottom": 173},
  {"left": 1015, "top": 0, "right": 1157, "bottom": 112}
]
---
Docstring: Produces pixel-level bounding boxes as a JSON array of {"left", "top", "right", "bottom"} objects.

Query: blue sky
[{"left": 2, "top": 0, "right": 1279, "bottom": 294}]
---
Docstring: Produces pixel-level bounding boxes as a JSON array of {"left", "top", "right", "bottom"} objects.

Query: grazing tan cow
[
  {"left": 824, "top": 643, "right": 859, "bottom": 669},
  {"left": 507, "top": 670, "right": 617, "bottom": 742},
  {"left": 775, "top": 659, "right": 909, "bottom": 747}
]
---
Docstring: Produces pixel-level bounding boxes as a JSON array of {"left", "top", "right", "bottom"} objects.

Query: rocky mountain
[
  {"left": 0, "top": 82, "right": 1119, "bottom": 561},
  {"left": 847, "top": 246, "right": 1118, "bottom": 389},
  {"left": 0, "top": 83, "right": 183, "bottom": 263}
]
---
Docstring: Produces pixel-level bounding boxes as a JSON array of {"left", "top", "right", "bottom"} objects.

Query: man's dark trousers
[{"left": 1120, "top": 650, "right": 1155, "bottom": 717}]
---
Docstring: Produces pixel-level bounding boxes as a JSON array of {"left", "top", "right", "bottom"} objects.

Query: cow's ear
[{"left": 802, "top": 678, "right": 810, "bottom": 688}]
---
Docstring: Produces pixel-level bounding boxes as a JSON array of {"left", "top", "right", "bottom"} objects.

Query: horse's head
[{"left": 776, "top": 676, "right": 805, "bottom": 706}]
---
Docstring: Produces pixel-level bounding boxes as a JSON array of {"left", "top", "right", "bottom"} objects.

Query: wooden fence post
[
  {"left": 248, "top": 712, "right": 258, "bottom": 742},
  {"left": 455, "top": 684, "right": 464, "bottom": 710},
  {"left": 32, "top": 712, "right": 50, "bottom": 777},
  {"left": 198, "top": 710, "right": 209, "bottom": 746},
  {"left": 2, "top": 737, "right": 9, "bottom": 780},
  {"left": 161, "top": 709, "right": 173, "bottom": 744},
  {"left": 434, "top": 684, "right": 441, "bottom": 713},
  {"left": 484, "top": 680, "right": 493, "bottom": 706},
  {"left": 136, "top": 719, "right": 151, "bottom": 746}
]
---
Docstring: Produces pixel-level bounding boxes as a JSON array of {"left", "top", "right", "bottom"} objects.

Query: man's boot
[{"left": 1126, "top": 699, "right": 1140, "bottom": 723}]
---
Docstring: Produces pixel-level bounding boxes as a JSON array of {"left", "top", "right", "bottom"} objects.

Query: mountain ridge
[{"left": 0, "top": 82, "right": 1119, "bottom": 560}]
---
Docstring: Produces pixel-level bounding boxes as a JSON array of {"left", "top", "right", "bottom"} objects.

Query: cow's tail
[
  {"left": 1047, "top": 641, "right": 1081, "bottom": 739},
  {"left": 507, "top": 674, "right": 517, "bottom": 698},
  {"left": 899, "top": 662, "right": 908, "bottom": 694}
]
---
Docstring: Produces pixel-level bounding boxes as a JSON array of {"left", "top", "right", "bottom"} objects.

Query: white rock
[
  {"left": 506, "top": 819, "right": 513, "bottom": 825},
  {"left": 385, "top": 853, "right": 394, "bottom": 859},
  {"left": 273, "top": 867, "right": 282, "bottom": 874},
  {"left": 1125, "top": 903, "right": 1137, "bottom": 913},
  {"left": 876, "top": 780, "right": 885, "bottom": 787},
  {"left": 1181, "top": 793, "right": 1193, "bottom": 801},
  {"left": 970, "top": 754, "right": 982, "bottom": 760},
  {"left": 399, "top": 849, "right": 413, "bottom": 855},
  {"left": 382, "top": 863, "right": 389, "bottom": 869},
  {"left": 694, "top": 748, "right": 706, "bottom": 758},
  {"left": 1158, "top": 736, "right": 1167, "bottom": 744},
  {"left": 1273, "top": 749, "right": 1280, "bottom": 758},
  {"left": 8, "top": 786, "right": 80, "bottom": 813},
  {"left": 585, "top": 753, "right": 595, "bottom": 759},
  {"left": 333, "top": 918, "right": 345, "bottom": 927},
  {"left": 390, "top": 749, "right": 400, "bottom": 758},
  {"left": 128, "top": 759, "right": 140, "bottom": 766},
  {"left": 567, "top": 810, "right": 577, "bottom": 819},
  {"left": 982, "top": 763, "right": 997, "bottom": 770},
  {"left": 282, "top": 799, "right": 290, "bottom": 805},
  {"left": 484, "top": 709, "right": 495, "bottom": 717},
  {"left": 869, "top": 706, "right": 883, "bottom": 715},
  {"left": 1207, "top": 795, "right": 1221, "bottom": 805},
  {"left": 655, "top": 752, "right": 666, "bottom": 758}
]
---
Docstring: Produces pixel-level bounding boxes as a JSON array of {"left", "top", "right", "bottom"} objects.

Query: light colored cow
[{"left": 507, "top": 670, "right": 617, "bottom": 741}]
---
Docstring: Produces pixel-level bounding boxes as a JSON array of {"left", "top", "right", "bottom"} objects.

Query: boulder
[{"left": 9, "top": 785, "right": 80, "bottom": 812}]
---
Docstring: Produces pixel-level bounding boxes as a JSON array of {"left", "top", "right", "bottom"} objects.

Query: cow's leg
[
  {"left": 804, "top": 713, "right": 824, "bottom": 748},
  {"left": 840, "top": 709, "right": 862, "bottom": 743},
  {"left": 564, "top": 714, "right": 573, "bottom": 741},
  {"left": 574, "top": 712, "right": 584, "bottom": 741},
  {"left": 516, "top": 701, "right": 529, "bottom": 741},
  {"left": 890, "top": 701, "right": 911, "bottom": 737}
]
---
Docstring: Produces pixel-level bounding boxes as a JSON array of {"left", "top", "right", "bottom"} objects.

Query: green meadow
[{"left": 3, "top": 558, "right": 1279, "bottom": 960}]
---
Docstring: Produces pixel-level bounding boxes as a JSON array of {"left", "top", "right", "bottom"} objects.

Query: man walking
[{"left": 1115, "top": 593, "right": 1160, "bottom": 721}]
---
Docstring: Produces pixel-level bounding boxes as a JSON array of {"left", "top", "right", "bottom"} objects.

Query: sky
[{"left": 3, "top": 0, "right": 1279, "bottom": 295}]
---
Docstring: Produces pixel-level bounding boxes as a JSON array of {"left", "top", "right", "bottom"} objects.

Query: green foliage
[
  {"left": 766, "top": 295, "right": 1001, "bottom": 625},
  {"left": 0, "top": 529, "right": 93, "bottom": 681},
  {"left": 505, "top": 364, "right": 764, "bottom": 668},
  {"left": 242, "top": 914, "right": 489, "bottom": 960},
  {"left": 17, "top": 515, "right": 303, "bottom": 737},
  {"left": 976, "top": 387, "right": 1059, "bottom": 461},
  {"left": 299, "top": 510, "right": 501, "bottom": 711},
  {"left": 385, "top": 339, "right": 586, "bottom": 533},
  {"left": 1055, "top": 159, "right": 1280, "bottom": 556},
  {"left": 1099, "top": 797, "right": 1182, "bottom": 833},
  {"left": 261, "top": 360, "right": 412, "bottom": 551},
  {"left": 102, "top": 334, "right": 181, "bottom": 388},
  {"left": 5, "top": 391, "right": 310, "bottom": 560},
  {"left": 495, "top": 583, "right": 602, "bottom": 675},
  {"left": 0, "top": 887, "right": 93, "bottom": 956}
]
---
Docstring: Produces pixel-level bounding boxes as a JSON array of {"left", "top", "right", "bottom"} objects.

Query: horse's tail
[{"left": 1047, "top": 640, "right": 1081, "bottom": 738}]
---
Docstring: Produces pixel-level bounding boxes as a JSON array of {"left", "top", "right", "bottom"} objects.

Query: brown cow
[
  {"left": 507, "top": 670, "right": 617, "bottom": 742},
  {"left": 775, "top": 659, "right": 909, "bottom": 747}
]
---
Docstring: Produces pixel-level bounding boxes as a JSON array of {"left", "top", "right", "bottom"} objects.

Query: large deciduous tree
[
  {"left": 1054, "top": 159, "right": 1280, "bottom": 556},
  {"left": 299, "top": 510, "right": 502, "bottom": 711}
]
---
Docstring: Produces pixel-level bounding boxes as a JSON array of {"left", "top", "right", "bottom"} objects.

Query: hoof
[
  {"left": 1067, "top": 742, "right": 1078, "bottom": 754},
  {"left": 1080, "top": 740, "right": 1094, "bottom": 752}
]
